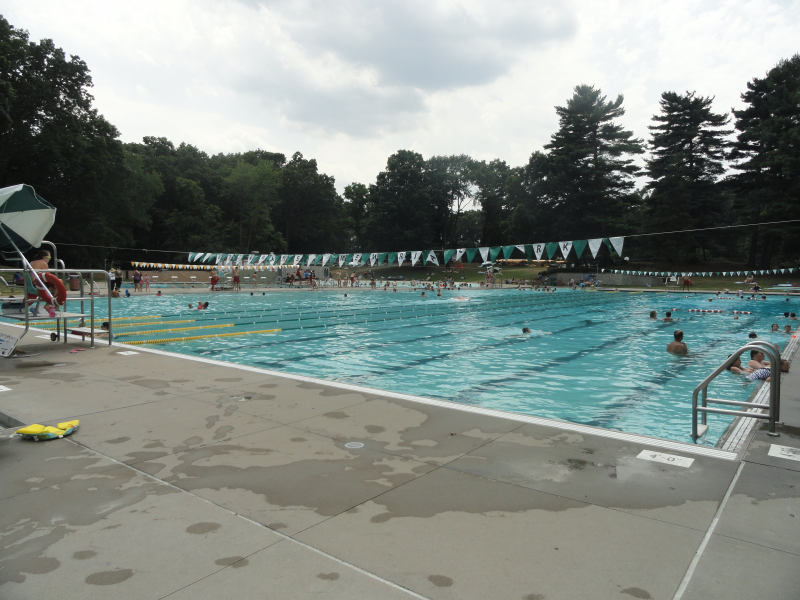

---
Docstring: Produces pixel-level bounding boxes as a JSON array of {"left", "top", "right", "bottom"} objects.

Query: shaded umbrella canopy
[{"left": 0, "top": 184, "right": 56, "bottom": 252}]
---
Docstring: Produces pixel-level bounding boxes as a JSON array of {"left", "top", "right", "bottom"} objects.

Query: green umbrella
[{"left": 0, "top": 184, "right": 56, "bottom": 252}]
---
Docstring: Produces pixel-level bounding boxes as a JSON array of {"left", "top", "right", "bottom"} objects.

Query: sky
[{"left": 4, "top": 0, "right": 799, "bottom": 191}]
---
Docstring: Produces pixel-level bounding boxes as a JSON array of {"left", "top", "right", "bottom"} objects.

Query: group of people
[{"left": 658, "top": 306, "right": 795, "bottom": 383}]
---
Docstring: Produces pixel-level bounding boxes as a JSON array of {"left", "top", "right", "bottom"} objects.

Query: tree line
[{"left": 1, "top": 15, "right": 798, "bottom": 269}]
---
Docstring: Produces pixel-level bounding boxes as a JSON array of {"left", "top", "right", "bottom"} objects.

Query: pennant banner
[
  {"left": 588, "top": 238, "right": 603, "bottom": 259},
  {"left": 396, "top": 251, "right": 405, "bottom": 266},
  {"left": 369, "top": 252, "right": 379, "bottom": 266},
  {"left": 411, "top": 251, "right": 422, "bottom": 267},
  {"left": 573, "top": 240, "right": 587, "bottom": 259},
  {"left": 453, "top": 248, "right": 465, "bottom": 263},
  {"left": 558, "top": 241, "right": 572, "bottom": 259},
  {"left": 425, "top": 250, "right": 439, "bottom": 266},
  {"left": 608, "top": 236, "right": 624, "bottom": 257},
  {"left": 532, "top": 243, "right": 545, "bottom": 261},
  {"left": 478, "top": 247, "right": 489, "bottom": 263},
  {"left": 465, "top": 248, "right": 478, "bottom": 263}
]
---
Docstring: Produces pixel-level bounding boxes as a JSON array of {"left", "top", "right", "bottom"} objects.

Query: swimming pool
[{"left": 91, "top": 289, "right": 798, "bottom": 446}]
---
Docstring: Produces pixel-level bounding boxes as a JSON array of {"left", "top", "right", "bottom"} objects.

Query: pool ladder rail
[{"left": 692, "top": 341, "right": 781, "bottom": 442}]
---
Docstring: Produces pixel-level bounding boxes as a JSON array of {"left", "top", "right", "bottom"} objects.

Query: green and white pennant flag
[
  {"left": 558, "top": 241, "right": 572, "bottom": 258},
  {"left": 321, "top": 254, "right": 331, "bottom": 266},
  {"left": 396, "top": 251, "right": 406, "bottom": 265},
  {"left": 369, "top": 252, "right": 379, "bottom": 266},
  {"left": 277, "top": 255, "right": 286, "bottom": 266},
  {"left": 453, "top": 248, "right": 466, "bottom": 262},
  {"left": 350, "top": 253, "right": 362, "bottom": 266},
  {"left": 532, "top": 243, "right": 545, "bottom": 260},
  {"left": 306, "top": 254, "right": 316, "bottom": 266},
  {"left": 587, "top": 238, "right": 603, "bottom": 259},
  {"left": 291, "top": 254, "right": 302, "bottom": 266},
  {"left": 425, "top": 250, "right": 439, "bottom": 266},
  {"left": 478, "top": 247, "right": 490, "bottom": 263},
  {"left": 410, "top": 251, "right": 422, "bottom": 267}
]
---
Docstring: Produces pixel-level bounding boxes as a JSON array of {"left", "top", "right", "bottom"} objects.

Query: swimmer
[
  {"left": 437, "top": 291, "right": 442, "bottom": 297},
  {"left": 522, "top": 327, "right": 531, "bottom": 334},
  {"left": 421, "top": 292, "right": 426, "bottom": 297},
  {"left": 453, "top": 296, "right": 469, "bottom": 301},
  {"left": 792, "top": 313, "right": 798, "bottom": 320},
  {"left": 98, "top": 322, "right": 114, "bottom": 341},
  {"left": 663, "top": 311, "right": 675, "bottom": 322},
  {"left": 156, "top": 291, "right": 162, "bottom": 297},
  {"left": 771, "top": 323, "right": 779, "bottom": 331},
  {"left": 667, "top": 330, "right": 688, "bottom": 354},
  {"left": 726, "top": 356, "right": 753, "bottom": 375},
  {"left": 749, "top": 332, "right": 758, "bottom": 339},
  {"left": 734, "top": 315, "right": 739, "bottom": 320},
  {"left": 708, "top": 298, "right": 713, "bottom": 302},
  {"left": 784, "top": 325, "right": 793, "bottom": 333},
  {"left": 746, "top": 349, "right": 768, "bottom": 369},
  {"left": 649, "top": 311, "right": 656, "bottom": 319}
]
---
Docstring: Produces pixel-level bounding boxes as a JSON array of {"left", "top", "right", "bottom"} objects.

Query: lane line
[{"left": 672, "top": 460, "right": 746, "bottom": 600}]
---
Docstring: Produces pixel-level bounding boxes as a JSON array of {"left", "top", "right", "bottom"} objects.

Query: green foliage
[
  {"left": 645, "top": 91, "right": 732, "bottom": 261},
  {"left": 3, "top": 13, "right": 800, "bottom": 270},
  {"left": 729, "top": 54, "right": 800, "bottom": 268}
]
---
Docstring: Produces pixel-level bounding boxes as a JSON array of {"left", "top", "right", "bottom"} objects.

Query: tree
[
  {"left": 473, "top": 159, "right": 511, "bottom": 246},
  {"left": 223, "top": 159, "right": 283, "bottom": 252},
  {"left": 274, "top": 152, "right": 348, "bottom": 253},
  {"left": 364, "top": 150, "right": 438, "bottom": 250},
  {"left": 729, "top": 55, "right": 800, "bottom": 268},
  {"left": 645, "top": 91, "right": 731, "bottom": 262},
  {"left": 425, "top": 154, "right": 477, "bottom": 248},
  {"left": 544, "top": 85, "right": 644, "bottom": 239},
  {"left": 343, "top": 182, "right": 369, "bottom": 251}
]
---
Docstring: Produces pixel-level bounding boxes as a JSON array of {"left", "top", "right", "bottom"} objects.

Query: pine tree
[
  {"left": 543, "top": 85, "right": 643, "bottom": 240},
  {"left": 645, "top": 91, "right": 731, "bottom": 262},
  {"left": 729, "top": 55, "right": 800, "bottom": 268}
]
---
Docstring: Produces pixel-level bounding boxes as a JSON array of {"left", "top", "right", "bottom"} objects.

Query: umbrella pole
[{"left": 0, "top": 224, "right": 56, "bottom": 306}]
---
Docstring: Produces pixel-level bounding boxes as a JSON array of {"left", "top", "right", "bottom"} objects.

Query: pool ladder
[{"left": 692, "top": 341, "right": 781, "bottom": 442}]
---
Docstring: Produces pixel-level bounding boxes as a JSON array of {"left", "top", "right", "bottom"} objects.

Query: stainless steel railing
[
  {"left": 692, "top": 341, "right": 782, "bottom": 441},
  {"left": 0, "top": 267, "right": 113, "bottom": 348}
]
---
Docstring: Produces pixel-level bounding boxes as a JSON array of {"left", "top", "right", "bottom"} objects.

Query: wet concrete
[{"left": 2, "top": 323, "right": 800, "bottom": 599}]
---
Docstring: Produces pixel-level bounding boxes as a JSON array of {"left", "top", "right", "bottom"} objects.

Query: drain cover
[{"left": 344, "top": 442, "right": 364, "bottom": 449}]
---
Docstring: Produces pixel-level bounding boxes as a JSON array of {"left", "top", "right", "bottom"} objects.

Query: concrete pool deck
[{"left": 1, "top": 323, "right": 799, "bottom": 599}]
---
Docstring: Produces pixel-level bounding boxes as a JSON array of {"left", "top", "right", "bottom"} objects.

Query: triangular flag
[
  {"left": 321, "top": 254, "right": 331, "bottom": 266},
  {"left": 608, "top": 236, "right": 624, "bottom": 257},
  {"left": 503, "top": 245, "right": 516, "bottom": 260},
  {"left": 338, "top": 254, "right": 347, "bottom": 267},
  {"left": 279, "top": 255, "right": 288, "bottom": 266},
  {"left": 425, "top": 250, "right": 439, "bottom": 266},
  {"left": 377, "top": 252, "right": 387, "bottom": 266},
  {"left": 532, "top": 243, "right": 545, "bottom": 260},
  {"left": 306, "top": 254, "right": 316, "bottom": 266},
  {"left": 444, "top": 249, "right": 455, "bottom": 264},
  {"left": 489, "top": 247, "right": 502, "bottom": 262},
  {"left": 358, "top": 254, "right": 368, "bottom": 266},
  {"left": 369, "top": 253, "right": 378, "bottom": 266},
  {"left": 396, "top": 251, "right": 406, "bottom": 266},
  {"left": 558, "top": 241, "right": 573, "bottom": 259},
  {"left": 350, "top": 253, "right": 362, "bottom": 266},
  {"left": 572, "top": 240, "right": 587, "bottom": 259},
  {"left": 411, "top": 251, "right": 422, "bottom": 267},
  {"left": 465, "top": 248, "right": 478, "bottom": 263},
  {"left": 478, "top": 247, "right": 489, "bottom": 263},
  {"left": 453, "top": 248, "right": 465, "bottom": 263},
  {"left": 387, "top": 252, "right": 397, "bottom": 265},
  {"left": 292, "top": 254, "right": 303, "bottom": 265},
  {"left": 515, "top": 244, "right": 526, "bottom": 256},
  {"left": 588, "top": 239, "right": 603, "bottom": 259},
  {"left": 546, "top": 242, "right": 559, "bottom": 259}
]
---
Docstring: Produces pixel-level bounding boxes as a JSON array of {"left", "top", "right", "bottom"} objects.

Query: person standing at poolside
[
  {"left": 114, "top": 267, "right": 123, "bottom": 292},
  {"left": 233, "top": 267, "right": 241, "bottom": 291},
  {"left": 667, "top": 330, "right": 688, "bottom": 354},
  {"left": 143, "top": 273, "right": 151, "bottom": 291}
]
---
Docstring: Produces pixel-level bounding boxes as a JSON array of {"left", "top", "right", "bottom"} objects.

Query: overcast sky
[{"left": 5, "top": 1, "right": 799, "bottom": 191}]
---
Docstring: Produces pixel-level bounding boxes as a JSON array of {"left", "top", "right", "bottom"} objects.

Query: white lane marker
[
  {"left": 637, "top": 450, "right": 694, "bottom": 468},
  {"left": 672, "top": 461, "right": 745, "bottom": 600},
  {"left": 116, "top": 351, "right": 140, "bottom": 356},
  {"left": 767, "top": 444, "right": 800, "bottom": 462},
  {"left": 0, "top": 385, "right": 11, "bottom": 392},
  {"left": 345, "top": 442, "right": 364, "bottom": 449}
]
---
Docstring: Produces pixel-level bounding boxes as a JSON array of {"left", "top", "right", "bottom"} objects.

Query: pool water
[{"left": 99, "top": 289, "right": 797, "bottom": 446}]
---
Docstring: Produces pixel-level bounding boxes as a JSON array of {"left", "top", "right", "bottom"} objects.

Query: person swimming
[
  {"left": 649, "top": 311, "right": 656, "bottom": 319},
  {"left": 667, "top": 330, "right": 688, "bottom": 354},
  {"left": 663, "top": 311, "right": 675, "bottom": 322},
  {"left": 771, "top": 324, "right": 779, "bottom": 331},
  {"left": 522, "top": 327, "right": 531, "bottom": 334}
]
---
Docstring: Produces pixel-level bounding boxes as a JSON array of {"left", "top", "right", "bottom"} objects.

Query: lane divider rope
[{"left": 119, "top": 328, "right": 281, "bottom": 345}]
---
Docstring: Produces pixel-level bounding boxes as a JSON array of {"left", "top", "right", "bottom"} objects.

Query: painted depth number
[{"left": 636, "top": 450, "right": 694, "bottom": 468}]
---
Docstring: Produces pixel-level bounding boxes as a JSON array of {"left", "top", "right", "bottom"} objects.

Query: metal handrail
[
  {"left": 0, "top": 267, "right": 113, "bottom": 348},
  {"left": 692, "top": 341, "right": 782, "bottom": 442}
]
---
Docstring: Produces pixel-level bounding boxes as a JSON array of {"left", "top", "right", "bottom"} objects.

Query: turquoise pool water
[{"left": 95, "top": 289, "right": 798, "bottom": 445}]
